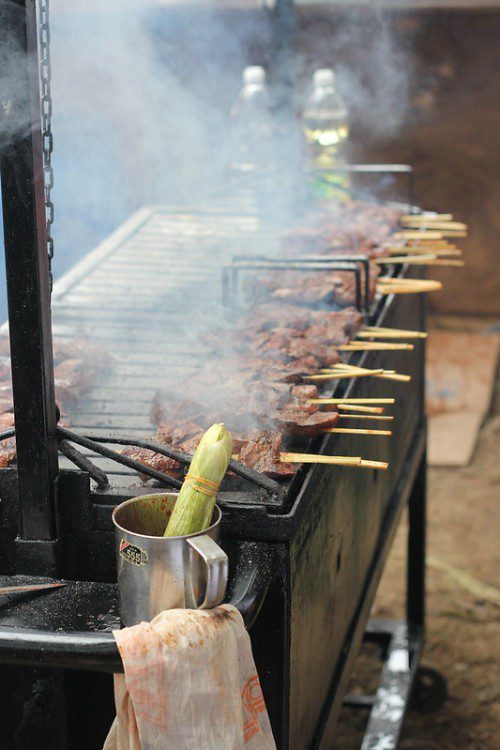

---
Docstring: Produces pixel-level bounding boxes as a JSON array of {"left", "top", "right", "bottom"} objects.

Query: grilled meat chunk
[
  {"left": 237, "top": 431, "right": 296, "bottom": 479},
  {"left": 0, "top": 412, "right": 16, "bottom": 468},
  {"left": 273, "top": 407, "right": 339, "bottom": 437}
]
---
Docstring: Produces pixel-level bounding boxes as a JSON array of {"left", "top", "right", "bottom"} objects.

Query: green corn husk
[{"left": 163, "top": 423, "right": 232, "bottom": 537}]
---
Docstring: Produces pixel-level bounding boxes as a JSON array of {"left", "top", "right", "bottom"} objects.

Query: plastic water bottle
[
  {"left": 302, "top": 68, "right": 350, "bottom": 200},
  {"left": 230, "top": 66, "right": 274, "bottom": 175}
]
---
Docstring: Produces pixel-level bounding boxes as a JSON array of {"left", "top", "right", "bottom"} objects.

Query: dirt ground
[{"left": 334, "top": 321, "right": 500, "bottom": 749}]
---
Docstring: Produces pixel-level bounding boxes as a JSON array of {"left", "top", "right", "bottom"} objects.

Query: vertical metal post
[
  {"left": 407, "top": 291, "right": 427, "bottom": 633},
  {"left": 0, "top": 0, "right": 59, "bottom": 572},
  {"left": 407, "top": 451, "right": 426, "bottom": 632}
]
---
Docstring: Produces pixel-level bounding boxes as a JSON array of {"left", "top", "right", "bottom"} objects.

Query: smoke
[
  {"left": 0, "top": 2, "right": 418, "bottom": 285},
  {"left": 295, "top": 4, "right": 414, "bottom": 143},
  {"left": 1, "top": 1, "right": 418, "bottom": 433},
  {"left": 339, "top": 26, "right": 412, "bottom": 140},
  {"left": 49, "top": 0, "right": 263, "bottom": 278}
]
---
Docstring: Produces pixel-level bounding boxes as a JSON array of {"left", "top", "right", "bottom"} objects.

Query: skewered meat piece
[
  {"left": 122, "top": 419, "right": 206, "bottom": 478},
  {"left": 237, "top": 431, "right": 296, "bottom": 480},
  {"left": 0, "top": 357, "right": 11, "bottom": 381},
  {"left": 0, "top": 338, "right": 10, "bottom": 357},
  {"left": 0, "top": 412, "right": 15, "bottom": 468},
  {"left": 250, "top": 266, "right": 379, "bottom": 309},
  {"left": 53, "top": 339, "right": 111, "bottom": 369},
  {"left": 0, "top": 382, "right": 13, "bottom": 413},
  {"left": 54, "top": 359, "right": 98, "bottom": 397},
  {"left": 0, "top": 412, "right": 14, "bottom": 430},
  {"left": 0, "top": 441, "right": 16, "bottom": 468},
  {"left": 269, "top": 383, "right": 339, "bottom": 437},
  {"left": 122, "top": 444, "right": 183, "bottom": 479},
  {"left": 284, "top": 201, "right": 402, "bottom": 257},
  {"left": 273, "top": 407, "right": 339, "bottom": 437},
  {"left": 290, "top": 384, "right": 319, "bottom": 402},
  {"left": 0, "top": 337, "right": 110, "bottom": 469},
  {"left": 242, "top": 304, "right": 363, "bottom": 342}
]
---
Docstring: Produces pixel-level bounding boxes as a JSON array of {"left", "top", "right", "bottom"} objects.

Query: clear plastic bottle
[
  {"left": 302, "top": 68, "right": 350, "bottom": 199},
  {"left": 230, "top": 66, "right": 274, "bottom": 175}
]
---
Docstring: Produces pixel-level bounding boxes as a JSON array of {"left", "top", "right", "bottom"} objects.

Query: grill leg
[{"left": 407, "top": 447, "right": 426, "bottom": 634}]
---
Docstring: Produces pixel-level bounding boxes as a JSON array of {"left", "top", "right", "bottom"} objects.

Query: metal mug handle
[{"left": 186, "top": 535, "right": 228, "bottom": 609}]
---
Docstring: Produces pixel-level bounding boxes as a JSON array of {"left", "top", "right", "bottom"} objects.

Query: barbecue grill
[{"left": 0, "top": 2, "right": 430, "bottom": 748}]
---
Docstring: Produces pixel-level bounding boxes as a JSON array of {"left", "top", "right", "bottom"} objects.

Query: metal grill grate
[{"left": 51, "top": 203, "right": 282, "bottom": 481}]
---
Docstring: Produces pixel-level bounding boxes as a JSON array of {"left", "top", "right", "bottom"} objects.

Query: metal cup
[{"left": 112, "top": 492, "right": 228, "bottom": 626}]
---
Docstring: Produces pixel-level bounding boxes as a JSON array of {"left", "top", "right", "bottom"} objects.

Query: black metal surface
[
  {"left": 0, "top": 0, "right": 58, "bottom": 563},
  {"left": 225, "top": 541, "right": 275, "bottom": 630},
  {"left": 0, "top": 540, "right": 276, "bottom": 673},
  {"left": 58, "top": 440, "right": 109, "bottom": 490},
  {"left": 0, "top": 576, "right": 120, "bottom": 672},
  {"left": 408, "top": 449, "right": 426, "bottom": 633},
  {"left": 56, "top": 426, "right": 183, "bottom": 491},
  {"left": 309, "top": 426, "right": 425, "bottom": 749}
]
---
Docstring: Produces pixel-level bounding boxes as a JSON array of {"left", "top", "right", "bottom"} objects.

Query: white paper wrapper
[{"left": 103, "top": 605, "right": 276, "bottom": 750}]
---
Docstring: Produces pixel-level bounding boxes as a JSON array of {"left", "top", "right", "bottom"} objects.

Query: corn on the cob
[{"left": 163, "top": 423, "right": 232, "bottom": 537}]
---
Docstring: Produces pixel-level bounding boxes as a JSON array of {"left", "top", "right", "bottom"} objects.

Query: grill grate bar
[{"left": 51, "top": 205, "right": 281, "bottom": 442}]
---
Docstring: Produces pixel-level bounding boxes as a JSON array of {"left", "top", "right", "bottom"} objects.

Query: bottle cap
[
  {"left": 244, "top": 66, "right": 266, "bottom": 85},
  {"left": 313, "top": 68, "right": 335, "bottom": 88}
]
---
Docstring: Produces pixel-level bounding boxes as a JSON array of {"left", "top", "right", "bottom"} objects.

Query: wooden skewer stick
[
  {"left": 384, "top": 247, "right": 462, "bottom": 257},
  {"left": 435, "top": 231, "right": 467, "bottom": 238},
  {"left": 317, "top": 368, "right": 398, "bottom": 376},
  {"left": 338, "top": 342, "right": 414, "bottom": 351},
  {"left": 396, "top": 228, "right": 467, "bottom": 239},
  {"left": 337, "top": 404, "right": 386, "bottom": 414},
  {"left": 376, "top": 255, "right": 465, "bottom": 267},
  {"left": 328, "top": 364, "right": 397, "bottom": 374},
  {"left": 377, "top": 281, "right": 443, "bottom": 294},
  {"left": 358, "top": 459, "right": 389, "bottom": 470},
  {"left": 400, "top": 213, "right": 453, "bottom": 222},
  {"left": 280, "top": 453, "right": 389, "bottom": 470},
  {"left": 0, "top": 582, "right": 66, "bottom": 595},
  {"left": 394, "top": 230, "right": 445, "bottom": 240},
  {"left": 407, "top": 239, "right": 455, "bottom": 247},
  {"left": 338, "top": 414, "right": 394, "bottom": 421},
  {"left": 322, "top": 364, "right": 411, "bottom": 383},
  {"left": 363, "top": 325, "right": 422, "bottom": 332},
  {"left": 325, "top": 427, "right": 392, "bottom": 436},
  {"left": 400, "top": 220, "right": 467, "bottom": 231},
  {"left": 376, "top": 253, "right": 442, "bottom": 262},
  {"left": 357, "top": 328, "right": 427, "bottom": 339},
  {"left": 331, "top": 363, "right": 393, "bottom": 370},
  {"left": 377, "top": 286, "right": 442, "bottom": 295},
  {"left": 378, "top": 276, "right": 443, "bottom": 285},
  {"left": 280, "top": 453, "right": 362, "bottom": 466},
  {"left": 307, "top": 398, "right": 395, "bottom": 405},
  {"left": 306, "top": 368, "right": 385, "bottom": 380}
]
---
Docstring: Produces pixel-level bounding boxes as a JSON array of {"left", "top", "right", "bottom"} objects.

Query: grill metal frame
[{"left": 0, "top": 2, "right": 430, "bottom": 748}]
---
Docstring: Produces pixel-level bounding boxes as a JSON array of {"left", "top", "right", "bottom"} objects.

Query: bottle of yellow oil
[{"left": 302, "top": 68, "right": 350, "bottom": 201}]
